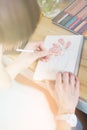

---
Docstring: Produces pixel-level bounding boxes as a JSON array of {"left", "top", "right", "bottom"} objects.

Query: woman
[{"left": 0, "top": 0, "right": 82, "bottom": 130}]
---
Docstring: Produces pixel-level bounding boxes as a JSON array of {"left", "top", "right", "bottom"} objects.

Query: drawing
[{"left": 48, "top": 38, "right": 71, "bottom": 56}]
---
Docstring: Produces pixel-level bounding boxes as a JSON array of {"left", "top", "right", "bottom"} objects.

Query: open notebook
[{"left": 34, "top": 35, "right": 84, "bottom": 80}]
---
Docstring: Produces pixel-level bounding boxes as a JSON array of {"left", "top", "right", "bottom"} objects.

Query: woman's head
[{"left": 0, "top": 0, "right": 40, "bottom": 50}]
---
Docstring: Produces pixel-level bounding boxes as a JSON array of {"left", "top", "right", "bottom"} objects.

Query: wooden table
[
  {"left": 15, "top": 1, "right": 87, "bottom": 114},
  {"left": 15, "top": 14, "right": 87, "bottom": 114}
]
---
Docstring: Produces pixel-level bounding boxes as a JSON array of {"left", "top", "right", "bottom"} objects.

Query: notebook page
[{"left": 34, "top": 35, "right": 83, "bottom": 80}]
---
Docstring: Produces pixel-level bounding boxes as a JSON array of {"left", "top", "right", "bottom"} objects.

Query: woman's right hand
[
  {"left": 16, "top": 41, "right": 51, "bottom": 69},
  {"left": 54, "top": 72, "right": 80, "bottom": 114},
  {"left": 6, "top": 41, "right": 52, "bottom": 79}
]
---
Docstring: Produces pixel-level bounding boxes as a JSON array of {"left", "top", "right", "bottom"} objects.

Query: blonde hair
[{"left": 0, "top": 0, "right": 40, "bottom": 52}]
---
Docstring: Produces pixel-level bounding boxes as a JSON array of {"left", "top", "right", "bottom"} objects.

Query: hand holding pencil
[
  {"left": 15, "top": 41, "right": 52, "bottom": 69},
  {"left": 6, "top": 41, "right": 52, "bottom": 79}
]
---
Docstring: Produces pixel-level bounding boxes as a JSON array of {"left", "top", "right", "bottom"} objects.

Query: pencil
[{"left": 16, "top": 49, "right": 35, "bottom": 53}]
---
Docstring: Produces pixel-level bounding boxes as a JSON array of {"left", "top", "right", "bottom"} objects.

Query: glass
[{"left": 37, "top": 0, "right": 60, "bottom": 18}]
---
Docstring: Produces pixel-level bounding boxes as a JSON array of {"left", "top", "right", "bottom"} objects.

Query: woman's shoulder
[
  {"left": 0, "top": 80, "right": 56, "bottom": 130},
  {"left": 13, "top": 80, "right": 46, "bottom": 98}
]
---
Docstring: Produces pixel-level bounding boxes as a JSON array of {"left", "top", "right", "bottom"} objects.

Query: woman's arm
[
  {"left": 6, "top": 42, "right": 51, "bottom": 79},
  {"left": 56, "top": 120, "right": 71, "bottom": 130},
  {"left": 54, "top": 72, "right": 79, "bottom": 130}
]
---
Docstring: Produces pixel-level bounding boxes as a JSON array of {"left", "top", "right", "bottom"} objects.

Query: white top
[{"left": 0, "top": 81, "right": 56, "bottom": 130}]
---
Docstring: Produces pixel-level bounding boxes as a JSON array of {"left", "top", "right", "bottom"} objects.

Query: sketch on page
[{"left": 49, "top": 38, "right": 71, "bottom": 56}]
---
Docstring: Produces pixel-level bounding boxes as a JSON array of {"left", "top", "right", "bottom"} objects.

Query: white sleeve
[{"left": 0, "top": 81, "right": 56, "bottom": 130}]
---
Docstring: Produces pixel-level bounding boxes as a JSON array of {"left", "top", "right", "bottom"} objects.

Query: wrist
[
  {"left": 57, "top": 107, "right": 75, "bottom": 115},
  {"left": 56, "top": 113, "right": 77, "bottom": 127}
]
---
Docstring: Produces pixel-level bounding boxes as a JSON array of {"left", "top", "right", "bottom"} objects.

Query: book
[{"left": 34, "top": 35, "right": 84, "bottom": 80}]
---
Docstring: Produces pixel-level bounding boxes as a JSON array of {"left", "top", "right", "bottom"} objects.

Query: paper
[{"left": 34, "top": 35, "right": 83, "bottom": 80}]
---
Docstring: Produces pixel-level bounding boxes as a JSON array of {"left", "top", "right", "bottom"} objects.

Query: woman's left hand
[{"left": 54, "top": 72, "right": 80, "bottom": 114}]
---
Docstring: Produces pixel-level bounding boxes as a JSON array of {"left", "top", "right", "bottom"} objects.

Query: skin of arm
[
  {"left": 54, "top": 72, "right": 80, "bottom": 130},
  {"left": 1, "top": 43, "right": 79, "bottom": 130},
  {"left": 56, "top": 120, "right": 71, "bottom": 130},
  {"left": 6, "top": 42, "right": 51, "bottom": 79}
]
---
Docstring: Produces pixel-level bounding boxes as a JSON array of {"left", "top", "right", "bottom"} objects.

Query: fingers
[
  {"left": 55, "top": 72, "right": 80, "bottom": 113},
  {"left": 69, "top": 72, "right": 80, "bottom": 89},
  {"left": 55, "top": 72, "right": 62, "bottom": 91},
  {"left": 69, "top": 72, "right": 76, "bottom": 87},
  {"left": 23, "top": 41, "right": 49, "bottom": 61},
  {"left": 56, "top": 72, "right": 62, "bottom": 84},
  {"left": 24, "top": 41, "right": 44, "bottom": 50},
  {"left": 75, "top": 76, "right": 80, "bottom": 87},
  {"left": 34, "top": 50, "right": 52, "bottom": 60},
  {"left": 75, "top": 76, "right": 80, "bottom": 96},
  {"left": 55, "top": 72, "right": 80, "bottom": 90},
  {"left": 39, "top": 41, "right": 45, "bottom": 51},
  {"left": 62, "top": 72, "right": 69, "bottom": 86}
]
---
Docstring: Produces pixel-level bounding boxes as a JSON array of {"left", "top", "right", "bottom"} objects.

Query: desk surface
[
  {"left": 16, "top": 15, "right": 87, "bottom": 114},
  {"left": 16, "top": 1, "right": 87, "bottom": 113},
  {"left": 29, "top": 16, "right": 87, "bottom": 102}
]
